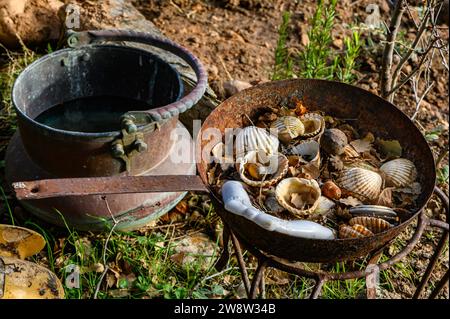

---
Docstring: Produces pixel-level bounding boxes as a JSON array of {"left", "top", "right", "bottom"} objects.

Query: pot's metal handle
[{"left": 67, "top": 29, "right": 208, "bottom": 124}]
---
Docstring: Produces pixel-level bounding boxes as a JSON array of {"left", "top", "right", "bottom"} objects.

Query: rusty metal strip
[{"left": 12, "top": 175, "right": 207, "bottom": 200}]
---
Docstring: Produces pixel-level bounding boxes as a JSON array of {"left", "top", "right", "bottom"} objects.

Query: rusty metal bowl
[{"left": 197, "top": 79, "right": 436, "bottom": 263}]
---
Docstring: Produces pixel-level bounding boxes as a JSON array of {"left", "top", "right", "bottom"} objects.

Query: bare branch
[
  {"left": 411, "top": 79, "right": 435, "bottom": 121},
  {"left": 387, "top": 39, "right": 438, "bottom": 95},
  {"left": 380, "top": 0, "right": 407, "bottom": 100},
  {"left": 391, "top": 9, "right": 431, "bottom": 91}
]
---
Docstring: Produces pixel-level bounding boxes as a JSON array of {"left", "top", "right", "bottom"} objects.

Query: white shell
[
  {"left": 380, "top": 158, "right": 417, "bottom": 187},
  {"left": 275, "top": 177, "right": 321, "bottom": 218},
  {"left": 288, "top": 140, "right": 321, "bottom": 169},
  {"left": 221, "top": 181, "right": 335, "bottom": 239},
  {"left": 299, "top": 113, "right": 325, "bottom": 138},
  {"left": 337, "top": 167, "right": 382, "bottom": 200},
  {"left": 313, "top": 196, "right": 336, "bottom": 215},
  {"left": 270, "top": 116, "right": 305, "bottom": 143},
  {"left": 235, "top": 126, "right": 279, "bottom": 159},
  {"left": 237, "top": 151, "right": 289, "bottom": 187}
]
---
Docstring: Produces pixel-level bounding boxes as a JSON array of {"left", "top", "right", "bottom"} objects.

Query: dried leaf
[
  {"left": 376, "top": 187, "right": 394, "bottom": 207},
  {"left": 108, "top": 289, "right": 131, "bottom": 298},
  {"left": 106, "top": 273, "right": 117, "bottom": 288},
  {"left": 293, "top": 97, "right": 308, "bottom": 116},
  {"left": 301, "top": 163, "right": 320, "bottom": 179},
  {"left": 335, "top": 206, "right": 353, "bottom": 219},
  {"left": 329, "top": 155, "right": 344, "bottom": 171},
  {"left": 350, "top": 139, "right": 371, "bottom": 153},
  {"left": 175, "top": 200, "right": 189, "bottom": 214},
  {"left": 339, "top": 196, "right": 363, "bottom": 207},
  {"left": 290, "top": 193, "right": 305, "bottom": 209},
  {"left": 394, "top": 182, "right": 422, "bottom": 195},
  {"left": 377, "top": 139, "right": 402, "bottom": 159}
]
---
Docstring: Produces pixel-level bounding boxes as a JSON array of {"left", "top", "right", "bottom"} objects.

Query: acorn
[
  {"left": 321, "top": 128, "right": 348, "bottom": 155},
  {"left": 321, "top": 180, "right": 342, "bottom": 200}
]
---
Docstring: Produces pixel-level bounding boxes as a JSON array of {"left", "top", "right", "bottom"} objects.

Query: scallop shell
[
  {"left": 275, "top": 177, "right": 321, "bottom": 217},
  {"left": 289, "top": 140, "right": 321, "bottom": 169},
  {"left": 299, "top": 113, "right": 325, "bottom": 139},
  {"left": 337, "top": 167, "right": 382, "bottom": 200},
  {"left": 339, "top": 224, "right": 364, "bottom": 239},
  {"left": 235, "top": 126, "right": 279, "bottom": 159},
  {"left": 380, "top": 158, "right": 417, "bottom": 187},
  {"left": 238, "top": 151, "right": 289, "bottom": 187},
  {"left": 270, "top": 116, "right": 305, "bottom": 143},
  {"left": 349, "top": 216, "right": 392, "bottom": 233}
]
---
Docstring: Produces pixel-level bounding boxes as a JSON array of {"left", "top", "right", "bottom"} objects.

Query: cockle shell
[
  {"left": 339, "top": 224, "right": 364, "bottom": 239},
  {"left": 380, "top": 158, "right": 417, "bottom": 187},
  {"left": 288, "top": 140, "right": 321, "bottom": 169},
  {"left": 299, "top": 113, "right": 325, "bottom": 139},
  {"left": 343, "top": 144, "right": 360, "bottom": 158},
  {"left": 349, "top": 216, "right": 392, "bottom": 233},
  {"left": 339, "top": 224, "right": 374, "bottom": 238},
  {"left": 237, "top": 151, "right": 289, "bottom": 187},
  {"left": 351, "top": 224, "right": 374, "bottom": 237},
  {"left": 235, "top": 126, "right": 279, "bottom": 159},
  {"left": 337, "top": 167, "right": 382, "bottom": 200},
  {"left": 275, "top": 177, "right": 321, "bottom": 218},
  {"left": 270, "top": 116, "right": 305, "bottom": 143}
]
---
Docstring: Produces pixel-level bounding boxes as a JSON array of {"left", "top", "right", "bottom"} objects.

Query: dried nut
[
  {"left": 321, "top": 128, "right": 348, "bottom": 155},
  {"left": 349, "top": 216, "right": 392, "bottom": 233},
  {"left": 321, "top": 181, "right": 342, "bottom": 200}
]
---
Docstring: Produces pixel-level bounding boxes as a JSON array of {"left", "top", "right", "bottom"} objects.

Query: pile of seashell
[{"left": 208, "top": 100, "right": 422, "bottom": 240}]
